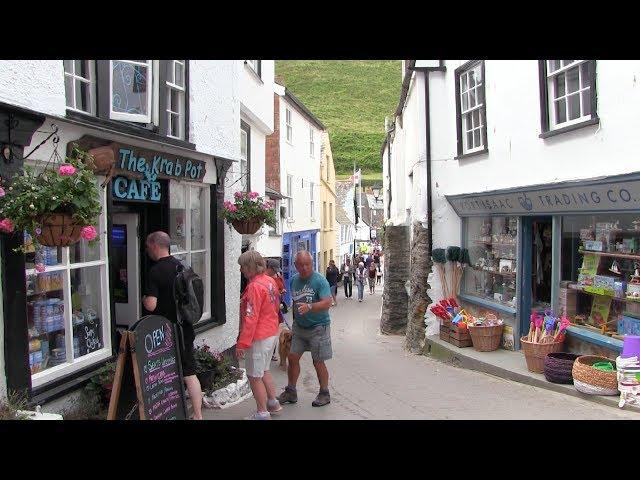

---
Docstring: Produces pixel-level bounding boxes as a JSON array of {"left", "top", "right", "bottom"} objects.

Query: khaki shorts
[
  {"left": 291, "top": 323, "right": 332, "bottom": 362},
  {"left": 244, "top": 335, "right": 278, "bottom": 378}
]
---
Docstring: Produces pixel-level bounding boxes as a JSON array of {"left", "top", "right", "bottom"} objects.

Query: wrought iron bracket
[{"left": 22, "top": 123, "right": 59, "bottom": 161}]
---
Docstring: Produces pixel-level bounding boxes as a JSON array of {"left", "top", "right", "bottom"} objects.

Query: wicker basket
[
  {"left": 468, "top": 323, "right": 504, "bottom": 352},
  {"left": 36, "top": 213, "right": 83, "bottom": 247},
  {"left": 572, "top": 355, "right": 619, "bottom": 395},
  {"left": 544, "top": 352, "right": 580, "bottom": 384},
  {"left": 232, "top": 219, "right": 263, "bottom": 235},
  {"left": 520, "top": 336, "right": 564, "bottom": 373}
]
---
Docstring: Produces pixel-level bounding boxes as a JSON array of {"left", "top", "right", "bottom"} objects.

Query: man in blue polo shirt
[{"left": 277, "top": 250, "right": 333, "bottom": 407}]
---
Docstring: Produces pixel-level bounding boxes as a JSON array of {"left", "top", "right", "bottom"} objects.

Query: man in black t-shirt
[{"left": 142, "top": 231, "right": 203, "bottom": 420}]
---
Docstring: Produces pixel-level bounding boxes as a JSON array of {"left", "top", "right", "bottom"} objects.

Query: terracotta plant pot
[
  {"left": 36, "top": 213, "right": 83, "bottom": 247},
  {"left": 232, "top": 219, "right": 263, "bottom": 235}
]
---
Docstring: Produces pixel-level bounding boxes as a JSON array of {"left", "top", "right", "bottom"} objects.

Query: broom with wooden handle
[{"left": 432, "top": 248, "right": 448, "bottom": 299}]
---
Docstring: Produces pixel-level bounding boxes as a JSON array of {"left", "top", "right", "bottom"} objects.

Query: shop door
[{"left": 112, "top": 213, "right": 140, "bottom": 327}]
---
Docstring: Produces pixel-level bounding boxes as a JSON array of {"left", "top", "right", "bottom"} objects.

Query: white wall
[
  {"left": 239, "top": 60, "right": 275, "bottom": 134},
  {"left": 279, "top": 94, "right": 322, "bottom": 235},
  {"left": 0, "top": 60, "right": 66, "bottom": 116}
]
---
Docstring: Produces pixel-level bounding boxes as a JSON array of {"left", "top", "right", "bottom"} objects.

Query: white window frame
[
  {"left": 240, "top": 128, "right": 249, "bottom": 191},
  {"left": 169, "top": 183, "right": 212, "bottom": 323},
  {"left": 287, "top": 174, "right": 294, "bottom": 220},
  {"left": 309, "top": 127, "right": 315, "bottom": 157},
  {"left": 63, "top": 60, "right": 96, "bottom": 115},
  {"left": 109, "top": 60, "right": 153, "bottom": 123},
  {"left": 166, "top": 60, "right": 186, "bottom": 140},
  {"left": 458, "top": 62, "right": 485, "bottom": 154},
  {"left": 286, "top": 108, "right": 293, "bottom": 144},
  {"left": 310, "top": 182, "right": 315, "bottom": 219},
  {"left": 546, "top": 60, "right": 592, "bottom": 130},
  {"left": 246, "top": 60, "right": 261, "bottom": 76},
  {"left": 267, "top": 198, "right": 280, "bottom": 235},
  {"left": 29, "top": 177, "right": 111, "bottom": 389}
]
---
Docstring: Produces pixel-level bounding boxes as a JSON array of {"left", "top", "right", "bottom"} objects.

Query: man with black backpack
[{"left": 142, "top": 231, "right": 204, "bottom": 420}]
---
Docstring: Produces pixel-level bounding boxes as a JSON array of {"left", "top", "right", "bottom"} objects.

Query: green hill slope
[{"left": 275, "top": 60, "right": 401, "bottom": 178}]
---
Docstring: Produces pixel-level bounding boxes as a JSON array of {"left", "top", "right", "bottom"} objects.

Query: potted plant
[
  {"left": 194, "top": 342, "right": 225, "bottom": 391},
  {"left": 221, "top": 191, "right": 276, "bottom": 235},
  {"left": 0, "top": 144, "right": 102, "bottom": 252},
  {"left": 84, "top": 362, "right": 117, "bottom": 409}
]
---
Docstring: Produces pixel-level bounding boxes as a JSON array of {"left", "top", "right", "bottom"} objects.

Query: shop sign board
[
  {"left": 446, "top": 174, "right": 640, "bottom": 217},
  {"left": 107, "top": 315, "right": 187, "bottom": 420}
]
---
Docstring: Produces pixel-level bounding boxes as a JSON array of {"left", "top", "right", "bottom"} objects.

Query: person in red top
[{"left": 237, "top": 250, "right": 283, "bottom": 420}]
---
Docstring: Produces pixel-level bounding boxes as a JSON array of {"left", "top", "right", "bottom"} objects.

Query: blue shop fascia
[{"left": 445, "top": 171, "right": 640, "bottom": 356}]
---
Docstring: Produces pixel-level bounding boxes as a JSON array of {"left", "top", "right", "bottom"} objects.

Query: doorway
[{"left": 531, "top": 217, "right": 553, "bottom": 311}]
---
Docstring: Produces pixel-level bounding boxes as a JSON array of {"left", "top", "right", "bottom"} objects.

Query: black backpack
[{"left": 174, "top": 264, "right": 204, "bottom": 325}]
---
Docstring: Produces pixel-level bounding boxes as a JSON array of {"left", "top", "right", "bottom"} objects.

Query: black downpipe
[{"left": 424, "top": 71, "right": 433, "bottom": 253}]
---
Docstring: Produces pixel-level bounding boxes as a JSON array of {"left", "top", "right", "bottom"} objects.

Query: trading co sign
[
  {"left": 446, "top": 175, "right": 640, "bottom": 217},
  {"left": 112, "top": 147, "right": 207, "bottom": 202}
]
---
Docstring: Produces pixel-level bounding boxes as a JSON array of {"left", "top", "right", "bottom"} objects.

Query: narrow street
[{"left": 205, "top": 283, "right": 639, "bottom": 420}]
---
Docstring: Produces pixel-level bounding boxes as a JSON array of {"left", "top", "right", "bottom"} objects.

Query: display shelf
[
  {"left": 472, "top": 240, "right": 516, "bottom": 247},
  {"left": 568, "top": 282, "right": 640, "bottom": 304},
  {"left": 471, "top": 267, "right": 516, "bottom": 278},
  {"left": 29, "top": 327, "right": 65, "bottom": 339},
  {"left": 579, "top": 249, "right": 640, "bottom": 261},
  {"left": 27, "top": 288, "right": 64, "bottom": 297}
]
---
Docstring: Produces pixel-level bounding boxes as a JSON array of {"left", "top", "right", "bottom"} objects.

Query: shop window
[
  {"left": 561, "top": 213, "right": 640, "bottom": 340},
  {"left": 462, "top": 216, "right": 519, "bottom": 310},
  {"left": 455, "top": 60, "right": 487, "bottom": 157},
  {"left": 240, "top": 121, "right": 250, "bottom": 192},
  {"left": 539, "top": 60, "right": 597, "bottom": 134},
  {"left": 166, "top": 60, "right": 185, "bottom": 140},
  {"left": 25, "top": 178, "right": 110, "bottom": 388},
  {"left": 110, "top": 60, "right": 153, "bottom": 123},
  {"left": 63, "top": 60, "right": 96, "bottom": 115},
  {"left": 170, "top": 183, "right": 211, "bottom": 323}
]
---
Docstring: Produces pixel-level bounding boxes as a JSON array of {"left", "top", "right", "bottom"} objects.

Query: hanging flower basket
[
  {"left": 36, "top": 213, "right": 83, "bottom": 247},
  {"left": 221, "top": 191, "right": 276, "bottom": 235}
]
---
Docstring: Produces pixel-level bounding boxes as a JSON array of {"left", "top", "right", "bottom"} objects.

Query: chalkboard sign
[
  {"left": 73, "top": 317, "right": 102, "bottom": 357},
  {"left": 107, "top": 316, "right": 187, "bottom": 420},
  {"left": 132, "top": 315, "right": 187, "bottom": 420}
]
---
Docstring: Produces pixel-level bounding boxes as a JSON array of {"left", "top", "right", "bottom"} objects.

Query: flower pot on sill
[
  {"left": 36, "top": 213, "right": 83, "bottom": 247},
  {"left": 232, "top": 219, "right": 263, "bottom": 235}
]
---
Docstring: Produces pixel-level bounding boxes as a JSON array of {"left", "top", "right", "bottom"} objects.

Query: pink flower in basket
[
  {"left": 227, "top": 204, "right": 238, "bottom": 213},
  {"left": 0, "top": 218, "right": 14, "bottom": 233},
  {"left": 234, "top": 191, "right": 244, "bottom": 199},
  {"left": 0, "top": 187, "right": 5, "bottom": 197},
  {"left": 223, "top": 200, "right": 233, "bottom": 209},
  {"left": 81, "top": 225, "right": 98, "bottom": 241},
  {"left": 58, "top": 164, "right": 77, "bottom": 176},
  {"left": 248, "top": 191, "right": 259, "bottom": 199}
]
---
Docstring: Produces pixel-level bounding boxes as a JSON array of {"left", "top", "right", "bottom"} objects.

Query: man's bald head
[
  {"left": 294, "top": 250, "right": 314, "bottom": 279},
  {"left": 146, "top": 231, "right": 171, "bottom": 260}
]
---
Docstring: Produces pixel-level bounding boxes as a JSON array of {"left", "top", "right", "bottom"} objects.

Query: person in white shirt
[{"left": 340, "top": 258, "right": 354, "bottom": 299}]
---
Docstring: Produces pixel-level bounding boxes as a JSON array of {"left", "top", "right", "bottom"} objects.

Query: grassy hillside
[{"left": 275, "top": 60, "right": 401, "bottom": 178}]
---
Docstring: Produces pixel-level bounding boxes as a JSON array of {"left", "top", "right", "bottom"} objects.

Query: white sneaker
[{"left": 245, "top": 411, "right": 271, "bottom": 420}]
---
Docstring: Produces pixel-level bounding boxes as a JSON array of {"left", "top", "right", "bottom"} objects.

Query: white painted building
[
  {"left": 385, "top": 59, "right": 640, "bottom": 356},
  {"left": 0, "top": 60, "right": 251, "bottom": 409},
  {"left": 271, "top": 82, "right": 325, "bottom": 303},
  {"left": 336, "top": 205, "right": 355, "bottom": 263}
]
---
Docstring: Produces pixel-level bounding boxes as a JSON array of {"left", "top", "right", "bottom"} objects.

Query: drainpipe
[{"left": 424, "top": 71, "right": 433, "bottom": 253}]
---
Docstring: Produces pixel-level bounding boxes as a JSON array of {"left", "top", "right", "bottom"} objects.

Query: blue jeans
[{"left": 356, "top": 280, "right": 365, "bottom": 300}]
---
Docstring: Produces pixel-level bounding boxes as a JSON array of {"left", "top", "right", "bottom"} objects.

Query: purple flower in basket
[{"left": 544, "top": 315, "right": 556, "bottom": 333}]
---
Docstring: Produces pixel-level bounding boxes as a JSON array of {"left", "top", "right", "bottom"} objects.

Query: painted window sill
[
  {"left": 454, "top": 147, "right": 489, "bottom": 161},
  {"left": 539, "top": 117, "right": 600, "bottom": 139},
  {"left": 566, "top": 325, "right": 623, "bottom": 352},
  {"left": 458, "top": 293, "right": 517, "bottom": 315}
]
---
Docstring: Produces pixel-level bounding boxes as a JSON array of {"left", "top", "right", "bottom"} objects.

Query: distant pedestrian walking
[
  {"left": 355, "top": 262, "right": 367, "bottom": 302},
  {"left": 340, "top": 258, "right": 354, "bottom": 299},
  {"left": 368, "top": 262, "right": 377, "bottom": 294},
  {"left": 325, "top": 260, "right": 339, "bottom": 306}
]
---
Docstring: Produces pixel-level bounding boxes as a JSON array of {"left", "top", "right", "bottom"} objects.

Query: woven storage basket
[
  {"left": 520, "top": 336, "right": 564, "bottom": 373},
  {"left": 572, "top": 355, "right": 619, "bottom": 395},
  {"left": 544, "top": 352, "right": 580, "bottom": 384},
  {"left": 468, "top": 323, "right": 504, "bottom": 352}
]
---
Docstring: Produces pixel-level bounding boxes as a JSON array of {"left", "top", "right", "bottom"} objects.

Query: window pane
[
  {"left": 70, "top": 221, "right": 102, "bottom": 264},
  {"left": 548, "top": 60, "right": 560, "bottom": 73},
  {"left": 462, "top": 92, "right": 468, "bottom": 110},
  {"left": 581, "top": 90, "right": 591, "bottom": 117},
  {"left": 473, "top": 129, "right": 481, "bottom": 147},
  {"left": 64, "top": 60, "right": 73, "bottom": 74},
  {"left": 170, "top": 88, "right": 182, "bottom": 113},
  {"left": 555, "top": 99, "right": 566, "bottom": 124},
  {"left": 474, "top": 65, "right": 482, "bottom": 84},
  {"left": 466, "top": 131, "right": 473, "bottom": 150},
  {"left": 170, "top": 112, "right": 181, "bottom": 138},
  {"left": 562, "top": 60, "right": 574, "bottom": 67},
  {"left": 240, "top": 130, "right": 248, "bottom": 159},
  {"left": 469, "top": 88, "right": 476, "bottom": 108},
  {"left": 567, "top": 67, "right": 579, "bottom": 94},
  {"left": 174, "top": 253, "right": 187, "bottom": 265},
  {"left": 477, "top": 86, "right": 484, "bottom": 105},
  {"left": 468, "top": 70, "right": 475, "bottom": 87},
  {"left": 27, "top": 271, "right": 67, "bottom": 374},
  {"left": 169, "top": 184, "right": 186, "bottom": 253},
  {"left": 554, "top": 73, "right": 565, "bottom": 98},
  {"left": 26, "top": 241, "right": 62, "bottom": 270},
  {"left": 191, "top": 252, "right": 206, "bottom": 287},
  {"left": 472, "top": 109, "right": 480, "bottom": 127},
  {"left": 71, "top": 266, "right": 104, "bottom": 359},
  {"left": 64, "top": 74, "right": 73, "bottom": 108},
  {"left": 191, "top": 187, "right": 206, "bottom": 250},
  {"left": 175, "top": 61, "right": 184, "bottom": 87},
  {"left": 581, "top": 62, "right": 591, "bottom": 88},
  {"left": 568, "top": 93, "right": 581, "bottom": 120},
  {"left": 76, "top": 79, "right": 91, "bottom": 113},
  {"left": 112, "top": 61, "right": 149, "bottom": 115}
]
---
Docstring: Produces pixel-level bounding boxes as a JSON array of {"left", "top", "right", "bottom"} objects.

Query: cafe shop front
[
  {"left": 446, "top": 171, "right": 640, "bottom": 356},
  {"left": 1, "top": 122, "right": 232, "bottom": 405}
]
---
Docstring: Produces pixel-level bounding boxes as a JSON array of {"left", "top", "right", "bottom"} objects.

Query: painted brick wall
[{"left": 265, "top": 93, "right": 281, "bottom": 192}]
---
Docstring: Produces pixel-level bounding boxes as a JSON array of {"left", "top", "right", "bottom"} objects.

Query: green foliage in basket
[
  {"left": 0, "top": 144, "right": 102, "bottom": 252},
  {"left": 221, "top": 191, "right": 276, "bottom": 228}
]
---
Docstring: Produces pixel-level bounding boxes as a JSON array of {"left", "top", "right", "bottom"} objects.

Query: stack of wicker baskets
[
  {"left": 572, "top": 355, "right": 619, "bottom": 396},
  {"left": 520, "top": 336, "right": 564, "bottom": 373}
]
